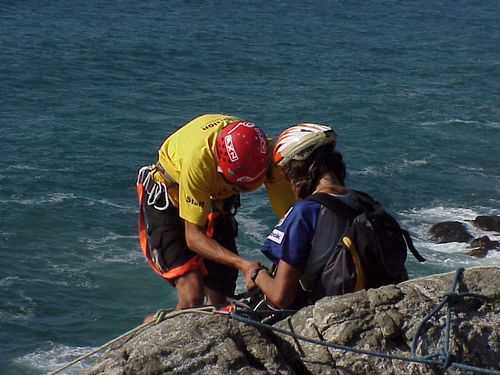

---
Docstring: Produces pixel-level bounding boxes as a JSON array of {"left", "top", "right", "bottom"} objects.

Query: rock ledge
[{"left": 84, "top": 266, "right": 500, "bottom": 375}]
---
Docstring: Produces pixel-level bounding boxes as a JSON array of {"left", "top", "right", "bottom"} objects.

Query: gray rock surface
[{"left": 84, "top": 266, "right": 500, "bottom": 375}]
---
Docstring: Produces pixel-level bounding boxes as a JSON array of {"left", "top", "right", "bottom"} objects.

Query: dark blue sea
[{"left": 1, "top": 1, "right": 499, "bottom": 373}]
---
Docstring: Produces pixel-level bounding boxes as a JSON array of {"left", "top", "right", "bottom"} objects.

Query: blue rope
[
  {"left": 231, "top": 311, "right": 440, "bottom": 366},
  {"left": 232, "top": 267, "right": 499, "bottom": 374},
  {"left": 411, "top": 268, "right": 497, "bottom": 374}
]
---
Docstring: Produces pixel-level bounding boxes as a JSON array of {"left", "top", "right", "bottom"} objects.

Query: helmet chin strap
[{"left": 216, "top": 165, "right": 232, "bottom": 185}]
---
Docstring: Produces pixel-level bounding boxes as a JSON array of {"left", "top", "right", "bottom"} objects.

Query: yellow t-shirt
[{"left": 153, "top": 114, "right": 295, "bottom": 226}]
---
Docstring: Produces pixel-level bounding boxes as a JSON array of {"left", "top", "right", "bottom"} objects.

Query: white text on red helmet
[
  {"left": 236, "top": 176, "right": 256, "bottom": 183},
  {"left": 224, "top": 135, "right": 239, "bottom": 162},
  {"left": 256, "top": 128, "right": 268, "bottom": 154}
]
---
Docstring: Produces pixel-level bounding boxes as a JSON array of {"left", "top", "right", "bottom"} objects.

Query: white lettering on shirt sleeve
[{"left": 267, "top": 229, "right": 284, "bottom": 244}]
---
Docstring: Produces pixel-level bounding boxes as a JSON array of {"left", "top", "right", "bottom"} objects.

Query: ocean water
[{"left": 1, "top": 1, "right": 499, "bottom": 373}]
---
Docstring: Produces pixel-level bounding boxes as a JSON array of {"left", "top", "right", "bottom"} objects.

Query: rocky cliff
[{"left": 84, "top": 266, "right": 499, "bottom": 375}]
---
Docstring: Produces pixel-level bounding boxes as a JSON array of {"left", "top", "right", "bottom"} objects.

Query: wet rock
[
  {"left": 472, "top": 215, "right": 500, "bottom": 233},
  {"left": 428, "top": 221, "right": 473, "bottom": 243},
  {"left": 84, "top": 266, "right": 500, "bottom": 375},
  {"left": 466, "top": 236, "right": 500, "bottom": 258}
]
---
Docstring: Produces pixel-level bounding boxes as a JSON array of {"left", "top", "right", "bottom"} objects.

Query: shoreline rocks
[
  {"left": 84, "top": 266, "right": 500, "bottom": 375},
  {"left": 471, "top": 215, "right": 500, "bottom": 232},
  {"left": 429, "top": 215, "right": 500, "bottom": 258},
  {"left": 429, "top": 221, "right": 473, "bottom": 243}
]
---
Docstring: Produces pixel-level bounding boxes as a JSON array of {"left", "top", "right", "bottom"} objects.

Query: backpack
[{"left": 306, "top": 191, "right": 425, "bottom": 301}]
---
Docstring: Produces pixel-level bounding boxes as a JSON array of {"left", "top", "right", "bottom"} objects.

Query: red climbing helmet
[{"left": 215, "top": 121, "right": 269, "bottom": 186}]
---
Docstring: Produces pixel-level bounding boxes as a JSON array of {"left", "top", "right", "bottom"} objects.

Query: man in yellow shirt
[{"left": 136, "top": 114, "right": 295, "bottom": 317}]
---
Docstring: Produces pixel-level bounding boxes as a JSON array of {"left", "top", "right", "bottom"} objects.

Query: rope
[
  {"left": 231, "top": 312, "right": 441, "bottom": 366},
  {"left": 231, "top": 267, "right": 499, "bottom": 374},
  {"left": 232, "top": 311, "right": 500, "bottom": 374},
  {"left": 410, "top": 267, "right": 498, "bottom": 374},
  {"left": 49, "top": 268, "right": 499, "bottom": 375},
  {"left": 47, "top": 306, "right": 216, "bottom": 375}
]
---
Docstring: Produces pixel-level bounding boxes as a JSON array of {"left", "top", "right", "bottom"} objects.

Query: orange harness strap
[
  {"left": 136, "top": 182, "right": 207, "bottom": 279},
  {"left": 205, "top": 211, "right": 221, "bottom": 238}
]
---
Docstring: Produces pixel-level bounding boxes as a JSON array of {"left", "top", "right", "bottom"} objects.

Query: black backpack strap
[
  {"left": 309, "top": 192, "right": 427, "bottom": 263},
  {"left": 307, "top": 192, "right": 361, "bottom": 221},
  {"left": 401, "top": 229, "right": 426, "bottom": 262}
]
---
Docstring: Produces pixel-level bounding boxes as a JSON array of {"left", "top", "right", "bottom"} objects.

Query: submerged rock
[{"left": 84, "top": 266, "right": 500, "bottom": 375}]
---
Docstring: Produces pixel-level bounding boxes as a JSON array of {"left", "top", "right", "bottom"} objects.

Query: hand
[{"left": 243, "top": 261, "right": 262, "bottom": 291}]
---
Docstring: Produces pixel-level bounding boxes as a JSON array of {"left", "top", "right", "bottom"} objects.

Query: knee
[
  {"left": 174, "top": 272, "right": 205, "bottom": 309},
  {"left": 177, "top": 294, "right": 204, "bottom": 309}
]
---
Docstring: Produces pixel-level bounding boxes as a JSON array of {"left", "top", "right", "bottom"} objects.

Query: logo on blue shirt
[{"left": 267, "top": 229, "right": 284, "bottom": 244}]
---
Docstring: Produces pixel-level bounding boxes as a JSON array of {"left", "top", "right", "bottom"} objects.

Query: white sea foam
[
  {"left": 351, "top": 166, "right": 385, "bottom": 177},
  {"left": 238, "top": 212, "right": 272, "bottom": 246},
  {"left": 8, "top": 164, "right": 37, "bottom": 171},
  {"left": 82, "top": 197, "right": 135, "bottom": 211},
  {"left": 1, "top": 192, "right": 135, "bottom": 213},
  {"left": 80, "top": 232, "right": 137, "bottom": 247},
  {"left": 44, "top": 261, "right": 92, "bottom": 288},
  {"left": 419, "top": 118, "right": 500, "bottom": 129},
  {"left": 8, "top": 163, "right": 74, "bottom": 172},
  {"left": 352, "top": 157, "right": 431, "bottom": 177},
  {"left": 401, "top": 158, "right": 429, "bottom": 166},
  {"left": 14, "top": 343, "right": 99, "bottom": 375},
  {"left": 89, "top": 245, "right": 143, "bottom": 265},
  {"left": 3, "top": 192, "right": 77, "bottom": 205},
  {"left": 75, "top": 232, "right": 142, "bottom": 264},
  {"left": 444, "top": 119, "right": 481, "bottom": 125},
  {"left": 0, "top": 275, "right": 20, "bottom": 287},
  {"left": 441, "top": 119, "right": 500, "bottom": 129}
]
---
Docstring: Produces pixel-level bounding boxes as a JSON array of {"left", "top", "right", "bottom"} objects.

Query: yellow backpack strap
[{"left": 342, "top": 236, "right": 367, "bottom": 291}]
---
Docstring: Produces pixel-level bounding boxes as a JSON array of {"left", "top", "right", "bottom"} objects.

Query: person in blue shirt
[{"left": 244, "top": 123, "right": 363, "bottom": 309}]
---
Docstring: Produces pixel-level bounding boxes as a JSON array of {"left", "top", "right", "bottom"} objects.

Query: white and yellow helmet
[{"left": 273, "top": 123, "right": 337, "bottom": 166}]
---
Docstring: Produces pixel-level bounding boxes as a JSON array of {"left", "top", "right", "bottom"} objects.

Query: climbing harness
[
  {"left": 136, "top": 167, "right": 207, "bottom": 279},
  {"left": 49, "top": 268, "right": 499, "bottom": 375},
  {"left": 136, "top": 165, "right": 170, "bottom": 211}
]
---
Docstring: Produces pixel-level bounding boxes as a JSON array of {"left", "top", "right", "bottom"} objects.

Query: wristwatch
[{"left": 250, "top": 266, "right": 267, "bottom": 282}]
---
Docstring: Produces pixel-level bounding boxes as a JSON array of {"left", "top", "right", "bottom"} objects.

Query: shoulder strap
[
  {"left": 401, "top": 229, "right": 426, "bottom": 262},
  {"left": 306, "top": 192, "right": 361, "bottom": 221},
  {"left": 308, "top": 192, "right": 426, "bottom": 263}
]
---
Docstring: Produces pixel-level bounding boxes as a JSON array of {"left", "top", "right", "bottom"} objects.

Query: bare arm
[
  {"left": 246, "top": 260, "right": 301, "bottom": 309},
  {"left": 184, "top": 221, "right": 256, "bottom": 276}
]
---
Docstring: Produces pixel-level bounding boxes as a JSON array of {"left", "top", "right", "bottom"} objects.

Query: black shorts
[{"left": 142, "top": 189, "right": 239, "bottom": 297}]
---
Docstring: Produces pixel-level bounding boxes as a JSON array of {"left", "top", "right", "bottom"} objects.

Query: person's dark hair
[{"left": 281, "top": 145, "right": 346, "bottom": 199}]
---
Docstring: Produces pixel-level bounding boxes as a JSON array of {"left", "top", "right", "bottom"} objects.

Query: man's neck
[{"left": 314, "top": 173, "right": 347, "bottom": 195}]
